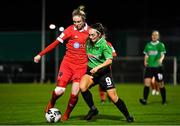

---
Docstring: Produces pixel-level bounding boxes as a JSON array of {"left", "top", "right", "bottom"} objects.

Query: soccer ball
[{"left": 45, "top": 108, "right": 61, "bottom": 123}]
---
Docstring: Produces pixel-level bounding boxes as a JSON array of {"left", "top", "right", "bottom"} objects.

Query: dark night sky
[{"left": 0, "top": 0, "right": 179, "bottom": 31}]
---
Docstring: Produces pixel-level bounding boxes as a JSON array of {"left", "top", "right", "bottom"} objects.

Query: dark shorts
[
  {"left": 87, "top": 66, "right": 115, "bottom": 91},
  {"left": 144, "top": 66, "right": 164, "bottom": 82}
]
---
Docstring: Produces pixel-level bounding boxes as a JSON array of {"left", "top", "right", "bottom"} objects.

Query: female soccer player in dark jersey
[
  {"left": 79, "top": 23, "right": 134, "bottom": 122},
  {"left": 34, "top": 5, "right": 89, "bottom": 121},
  {"left": 99, "top": 41, "right": 117, "bottom": 103},
  {"left": 139, "top": 30, "right": 167, "bottom": 105}
]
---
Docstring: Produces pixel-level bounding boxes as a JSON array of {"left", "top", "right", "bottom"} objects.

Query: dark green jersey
[
  {"left": 143, "top": 41, "right": 166, "bottom": 67},
  {"left": 86, "top": 37, "right": 113, "bottom": 68}
]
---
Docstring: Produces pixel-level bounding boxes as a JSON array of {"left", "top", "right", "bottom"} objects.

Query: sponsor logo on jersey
[
  {"left": 87, "top": 54, "right": 101, "bottom": 60},
  {"left": 87, "top": 54, "right": 97, "bottom": 58},
  {"left": 149, "top": 51, "right": 158, "bottom": 55},
  {"left": 73, "top": 42, "right": 86, "bottom": 49},
  {"left": 74, "top": 42, "right": 80, "bottom": 48}
]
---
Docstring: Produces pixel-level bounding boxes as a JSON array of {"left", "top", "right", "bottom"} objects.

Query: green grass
[{"left": 0, "top": 83, "right": 180, "bottom": 125}]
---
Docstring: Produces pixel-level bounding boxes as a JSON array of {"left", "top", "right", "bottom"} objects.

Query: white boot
[
  {"left": 152, "top": 89, "right": 156, "bottom": 95},
  {"left": 156, "top": 91, "right": 159, "bottom": 95}
]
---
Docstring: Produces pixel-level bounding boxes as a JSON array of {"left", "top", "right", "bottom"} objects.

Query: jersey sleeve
[
  {"left": 143, "top": 43, "right": 148, "bottom": 55},
  {"left": 160, "top": 43, "right": 166, "bottom": 54},
  {"left": 103, "top": 44, "right": 113, "bottom": 60},
  {"left": 56, "top": 26, "right": 72, "bottom": 43},
  {"left": 39, "top": 40, "right": 60, "bottom": 56}
]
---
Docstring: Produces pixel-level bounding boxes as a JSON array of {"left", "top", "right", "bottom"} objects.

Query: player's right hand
[{"left": 34, "top": 55, "right": 41, "bottom": 63}]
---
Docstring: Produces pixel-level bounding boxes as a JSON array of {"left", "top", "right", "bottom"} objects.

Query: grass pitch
[{"left": 0, "top": 83, "right": 180, "bottom": 125}]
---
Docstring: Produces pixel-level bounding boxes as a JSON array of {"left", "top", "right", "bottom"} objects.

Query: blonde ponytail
[{"left": 72, "top": 5, "right": 86, "bottom": 20}]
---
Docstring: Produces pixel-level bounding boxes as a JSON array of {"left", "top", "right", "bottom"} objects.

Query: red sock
[
  {"left": 50, "top": 91, "right": 60, "bottom": 106},
  {"left": 45, "top": 91, "right": 61, "bottom": 112},
  {"left": 64, "top": 94, "right": 78, "bottom": 117}
]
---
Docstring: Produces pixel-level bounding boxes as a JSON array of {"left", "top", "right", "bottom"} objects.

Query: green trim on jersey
[
  {"left": 143, "top": 41, "right": 166, "bottom": 67},
  {"left": 86, "top": 37, "right": 113, "bottom": 68}
]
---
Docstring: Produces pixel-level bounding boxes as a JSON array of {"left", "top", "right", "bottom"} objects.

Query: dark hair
[
  {"left": 72, "top": 5, "right": 86, "bottom": 20},
  {"left": 90, "top": 23, "right": 105, "bottom": 35}
]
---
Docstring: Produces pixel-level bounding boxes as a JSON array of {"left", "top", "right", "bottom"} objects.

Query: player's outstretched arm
[{"left": 33, "top": 40, "right": 60, "bottom": 63}]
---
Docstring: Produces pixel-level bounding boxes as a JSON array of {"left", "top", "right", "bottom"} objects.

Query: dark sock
[
  {"left": 81, "top": 90, "right": 96, "bottom": 110},
  {"left": 143, "top": 86, "right": 149, "bottom": 100},
  {"left": 160, "top": 87, "right": 166, "bottom": 103},
  {"left": 114, "top": 98, "right": 130, "bottom": 118}
]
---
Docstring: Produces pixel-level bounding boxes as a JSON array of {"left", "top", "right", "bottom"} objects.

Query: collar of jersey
[
  {"left": 94, "top": 37, "right": 105, "bottom": 47},
  {"left": 73, "top": 23, "right": 88, "bottom": 32},
  {"left": 151, "top": 41, "right": 159, "bottom": 45}
]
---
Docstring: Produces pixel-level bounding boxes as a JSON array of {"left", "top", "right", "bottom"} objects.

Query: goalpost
[
  {"left": 112, "top": 56, "right": 177, "bottom": 85},
  {"left": 173, "top": 56, "right": 177, "bottom": 85}
]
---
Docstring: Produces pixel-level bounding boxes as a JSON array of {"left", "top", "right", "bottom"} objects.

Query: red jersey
[
  {"left": 57, "top": 24, "right": 89, "bottom": 64},
  {"left": 39, "top": 23, "right": 89, "bottom": 65}
]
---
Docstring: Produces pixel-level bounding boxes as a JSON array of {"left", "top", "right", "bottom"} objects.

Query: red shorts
[{"left": 56, "top": 60, "right": 87, "bottom": 87}]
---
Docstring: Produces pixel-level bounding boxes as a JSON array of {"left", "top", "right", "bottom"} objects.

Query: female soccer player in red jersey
[{"left": 34, "top": 5, "right": 89, "bottom": 121}]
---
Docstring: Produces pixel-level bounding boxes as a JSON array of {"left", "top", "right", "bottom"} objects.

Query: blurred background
[{"left": 0, "top": 0, "right": 179, "bottom": 84}]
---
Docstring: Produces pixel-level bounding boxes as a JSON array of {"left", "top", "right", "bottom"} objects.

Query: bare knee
[
  {"left": 79, "top": 75, "right": 92, "bottom": 92},
  {"left": 71, "top": 82, "right": 80, "bottom": 96},
  {"left": 54, "top": 87, "right": 66, "bottom": 96},
  {"left": 157, "top": 81, "right": 165, "bottom": 88},
  {"left": 107, "top": 88, "right": 119, "bottom": 103},
  {"left": 144, "top": 78, "right": 152, "bottom": 87}
]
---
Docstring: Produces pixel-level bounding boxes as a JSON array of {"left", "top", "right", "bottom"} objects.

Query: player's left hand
[
  {"left": 34, "top": 55, "right": 41, "bottom": 63},
  {"left": 90, "top": 67, "right": 99, "bottom": 74}
]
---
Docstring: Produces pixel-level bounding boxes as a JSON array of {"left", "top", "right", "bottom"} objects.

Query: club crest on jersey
[
  {"left": 96, "top": 47, "right": 99, "bottom": 50},
  {"left": 74, "top": 42, "right": 80, "bottom": 48},
  {"left": 59, "top": 72, "right": 63, "bottom": 77}
]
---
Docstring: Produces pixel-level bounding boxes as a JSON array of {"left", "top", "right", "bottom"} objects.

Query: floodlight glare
[{"left": 49, "top": 24, "right": 56, "bottom": 29}]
